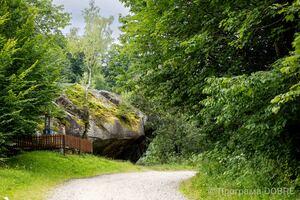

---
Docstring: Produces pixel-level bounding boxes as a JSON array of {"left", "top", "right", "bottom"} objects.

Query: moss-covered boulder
[{"left": 56, "top": 84, "right": 146, "bottom": 161}]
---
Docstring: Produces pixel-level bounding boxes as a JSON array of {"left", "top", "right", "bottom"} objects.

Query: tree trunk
[
  {"left": 82, "top": 107, "right": 89, "bottom": 139},
  {"left": 83, "top": 64, "right": 92, "bottom": 138},
  {"left": 85, "top": 65, "right": 92, "bottom": 98},
  {"left": 274, "top": 42, "right": 281, "bottom": 58}
]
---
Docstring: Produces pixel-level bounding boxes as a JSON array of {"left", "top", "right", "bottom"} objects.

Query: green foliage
[
  {"left": 193, "top": 45, "right": 300, "bottom": 190},
  {"left": 181, "top": 160, "right": 299, "bottom": 199},
  {"left": 117, "top": 0, "right": 297, "bottom": 114},
  {"left": 139, "top": 114, "right": 203, "bottom": 165},
  {"left": 114, "top": 0, "right": 300, "bottom": 196},
  {"left": 80, "top": 0, "right": 113, "bottom": 90},
  {"left": 92, "top": 70, "right": 109, "bottom": 90},
  {"left": 24, "top": 0, "right": 70, "bottom": 34},
  {"left": 63, "top": 52, "right": 85, "bottom": 83},
  {"left": 63, "top": 0, "right": 113, "bottom": 90},
  {"left": 103, "top": 45, "right": 131, "bottom": 92},
  {"left": 0, "top": 0, "right": 69, "bottom": 155},
  {"left": 271, "top": 33, "right": 300, "bottom": 112},
  {"left": 62, "top": 28, "right": 85, "bottom": 83}
]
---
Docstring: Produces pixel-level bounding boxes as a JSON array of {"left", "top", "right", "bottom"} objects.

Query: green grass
[
  {"left": 3, "top": 151, "right": 297, "bottom": 200},
  {"left": 180, "top": 172, "right": 299, "bottom": 200},
  {"left": 145, "top": 163, "right": 196, "bottom": 171},
  {"left": 0, "top": 151, "right": 141, "bottom": 200}
]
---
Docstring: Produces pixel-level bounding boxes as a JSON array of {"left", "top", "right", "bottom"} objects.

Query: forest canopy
[{"left": 104, "top": 0, "right": 300, "bottom": 191}]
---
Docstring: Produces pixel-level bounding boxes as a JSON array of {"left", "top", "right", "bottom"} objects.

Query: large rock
[{"left": 55, "top": 84, "right": 146, "bottom": 161}]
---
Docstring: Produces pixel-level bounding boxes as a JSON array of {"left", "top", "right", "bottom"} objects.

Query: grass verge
[
  {"left": 0, "top": 151, "right": 141, "bottom": 200},
  {"left": 145, "top": 164, "right": 196, "bottom": 171},
  {"left": 180, "top": 172, "right": 299, "bottom": 200}
]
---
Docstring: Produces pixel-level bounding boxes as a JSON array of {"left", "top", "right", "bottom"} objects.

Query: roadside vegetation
[
  {"left": 143, "top": 155, "right": 299, "bottom": 200},
  {"left": 0, "top": 151, "right": 141, "bottom": 200},
  {"left": 181, "top": 169, "right": 298, "bottom": 200},
  {"left": 109, "top": 1, "right": 300, "bottom": 199}
]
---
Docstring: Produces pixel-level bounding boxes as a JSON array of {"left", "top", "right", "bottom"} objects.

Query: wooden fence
[{"left": 15, "top": 134, "right": 93, "bottom": 154}]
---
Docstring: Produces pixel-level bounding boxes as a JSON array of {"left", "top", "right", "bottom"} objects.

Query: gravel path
[{"left": 47, "top": 171, "right": 196, "bottom": 200}]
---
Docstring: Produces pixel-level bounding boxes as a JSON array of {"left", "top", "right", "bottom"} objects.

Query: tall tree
[
  {"left": 0, "top": 0, "right": 70, "bottom": 154},
  {"left": 81, "top": 0, "right": 113, "bottom": 94},
  {"left": 66, "top": 0, "right": 113, "bottom": 137}
]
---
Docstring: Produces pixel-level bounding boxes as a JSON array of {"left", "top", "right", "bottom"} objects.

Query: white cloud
[{"left": 52, "top": 0, "right": 130, "bottom": 41}]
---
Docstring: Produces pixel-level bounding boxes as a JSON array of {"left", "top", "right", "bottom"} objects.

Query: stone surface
[{"left": 55, "top": 86, "right": 146, "bottom": 161}]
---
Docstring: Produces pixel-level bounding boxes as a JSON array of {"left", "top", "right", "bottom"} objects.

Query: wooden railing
[{"left": 15, "top": 134, "right": 93, "bottom": 154}]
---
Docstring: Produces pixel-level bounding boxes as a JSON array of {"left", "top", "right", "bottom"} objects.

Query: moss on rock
[{"left": 64, "top": 84, "right": 140, "bottom": 132}]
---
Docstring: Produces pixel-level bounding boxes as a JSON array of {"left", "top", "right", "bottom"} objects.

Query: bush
[
  {"left": 181, "top": 33, "right": 300, "bottom": 198},
  {"left": 138, "top": 114, "right": 203, "bottom": 165}
]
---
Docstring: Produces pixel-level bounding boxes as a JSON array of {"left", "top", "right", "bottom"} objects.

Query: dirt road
[{"left": 48, "top": 171, "right": 196, "bottom": 200}]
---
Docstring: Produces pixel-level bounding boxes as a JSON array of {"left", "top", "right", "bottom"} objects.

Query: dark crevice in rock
[{"left": 92, "top": 136, "right": 147, "bottom": 162}]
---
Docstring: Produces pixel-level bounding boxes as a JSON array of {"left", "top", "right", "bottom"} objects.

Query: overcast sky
[{"left": 52, "top": 0, "right": 130, "bottom": 41}]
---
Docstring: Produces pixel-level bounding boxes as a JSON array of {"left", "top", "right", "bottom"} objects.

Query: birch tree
[
  {"left": 82, "top": 0, "right": 113, "bottom": 97},
  {"left": 80, "top": 0, "right": 113, "bottom": 137}
]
